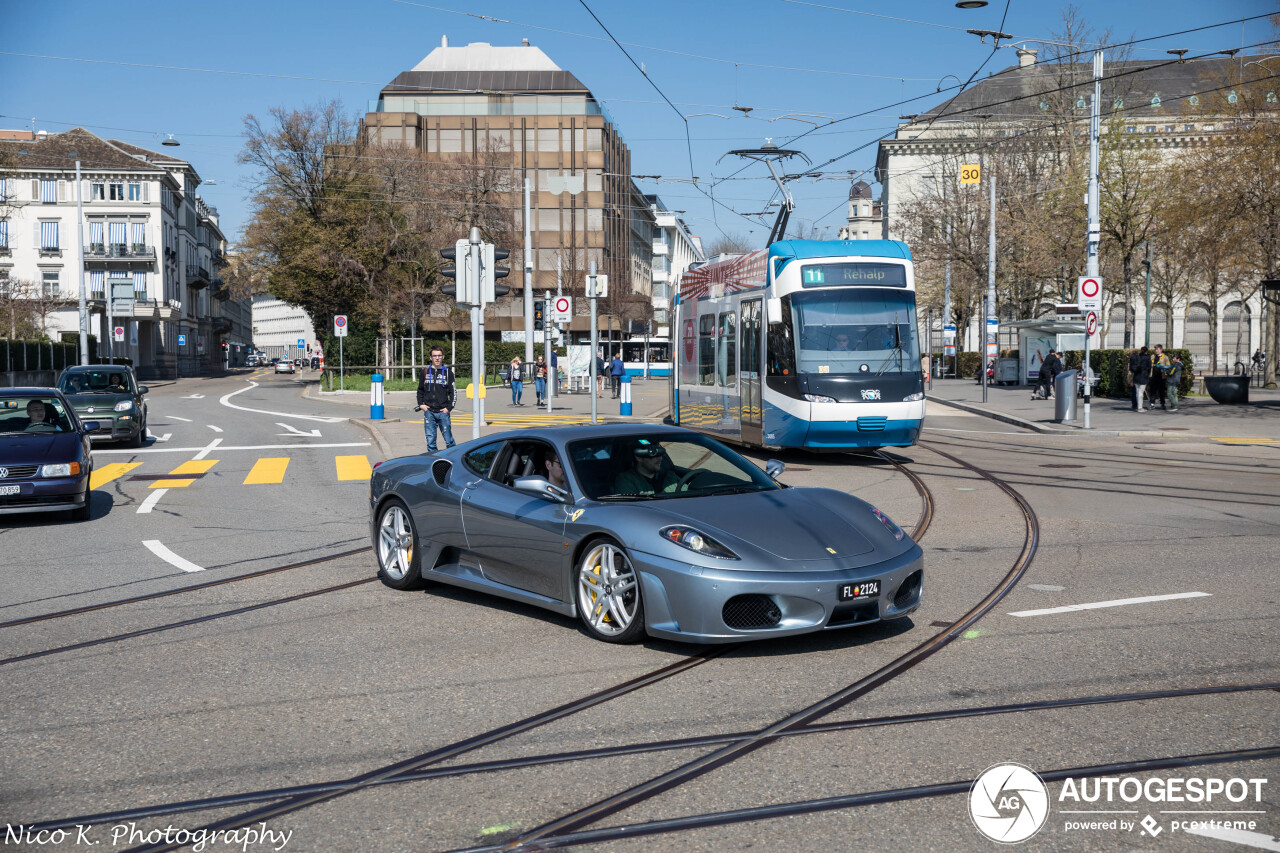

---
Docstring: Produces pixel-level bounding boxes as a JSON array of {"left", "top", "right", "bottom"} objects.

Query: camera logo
[{"left": 969, "top": 763, "right": 1050, "bottom": 843}]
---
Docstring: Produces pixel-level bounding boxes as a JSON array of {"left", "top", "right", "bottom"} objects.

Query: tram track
[{"left": 26, "top": 681, "right": 1277, "bottom": 835}]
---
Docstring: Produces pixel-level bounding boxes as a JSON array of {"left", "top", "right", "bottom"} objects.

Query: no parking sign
[{"left": 333, "top": 315, "right": 348, "bottom": 337}]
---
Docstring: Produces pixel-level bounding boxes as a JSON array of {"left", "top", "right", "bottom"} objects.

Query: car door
[{"left": 461, "top": 441, "right": 569, "bottom": 600}]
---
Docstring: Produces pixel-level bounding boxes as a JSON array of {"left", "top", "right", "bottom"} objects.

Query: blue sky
[{"left": 3, "top": 0, "right": 1275, "bottom": 247}]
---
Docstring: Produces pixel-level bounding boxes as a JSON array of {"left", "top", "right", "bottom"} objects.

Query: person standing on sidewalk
[
  {"left": 415, "top": 346, "right": 456, "bottom": 452},
  {"left": 1132, "top": 346, "right": 1152, "bottom": 412},
  {"left": 1166, "top": 354, "right": 1183, "bottom": 411},
  {"left": 609, "top": 351, "right": 625, "bottom": 398},
  {"left": 533, "top": 355, "right": 547, "bottom": 406},
  {"left": 510, "top": 356, "right": 524, "bottom": 406},
  {"left": 595, "top": 348, "right": 608, "bottom": 398},
  {"left": 1149, "top": 344, "right": 1171, "bottom": 410}
]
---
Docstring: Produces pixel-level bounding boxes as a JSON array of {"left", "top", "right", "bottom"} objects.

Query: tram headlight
[
  {"left": 660, "top": 526, "right": 740, "bottom": 560},
  {"left": 902, "top": 392, "right": 925, "bottom": 402},
  {"left": 803, "top": 393, "right": 837, "bottom": 403}
]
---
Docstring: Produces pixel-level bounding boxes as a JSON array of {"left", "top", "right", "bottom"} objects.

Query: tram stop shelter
[{"left": 1004, "top": 319, "right": 1087, "bottom": 385}]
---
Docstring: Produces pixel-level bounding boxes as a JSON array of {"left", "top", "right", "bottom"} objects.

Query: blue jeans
[
  {"left": 423, "top": 409, "right": 455, "bottom": 452},
  {"left": 511, "top": 379, "right": 523, "bottom": 405},
  {"left": 534, "top": 377, "right": 546, "bottom": 401}
]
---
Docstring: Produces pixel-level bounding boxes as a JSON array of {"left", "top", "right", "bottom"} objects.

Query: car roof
[
  {"left": 60, "top": 365, "right": 136, "bottom": 374},
  {"left": 472, "top": 423, "right": 704, "bottom": 451}
]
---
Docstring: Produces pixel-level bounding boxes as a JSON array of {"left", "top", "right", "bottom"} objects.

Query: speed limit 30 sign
[{"left": 1078, "top": 276, "right": 1102, "bottom": 312}]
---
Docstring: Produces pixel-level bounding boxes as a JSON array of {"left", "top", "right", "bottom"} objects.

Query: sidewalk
[
  {"left": 926, "top": 376, "right": 1280, "bottom": 441},
  {"left": 304, "top": 376, "right": 673, "bottom": 460}
]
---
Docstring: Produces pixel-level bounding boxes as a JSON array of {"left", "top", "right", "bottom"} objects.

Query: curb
[
  {"left": 348, "top": 418, "right": 398, "bottom": 460},
  {"left": 927, "top": 396, "right": 1171, "bottom": 438}
]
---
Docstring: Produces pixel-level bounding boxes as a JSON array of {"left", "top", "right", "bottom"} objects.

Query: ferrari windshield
[
  {"left": 790, "top": 288, "right": 920, "bottom": 376},
  {"left": 569, "top": 433, "right": 778, "bottom": 501}
]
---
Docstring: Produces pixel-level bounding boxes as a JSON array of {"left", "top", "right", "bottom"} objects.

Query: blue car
[{"left": 0, "top": 388, "right": 101, "bottom": 521}]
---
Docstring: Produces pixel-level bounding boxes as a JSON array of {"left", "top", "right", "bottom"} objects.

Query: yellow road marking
[
  {"left": 91, "top": 462, "right": 143, "bottom": 490},
  {"left": 336, "top": 455, "right": 372, "bottom": 481},
  {"left": 244, "top": 457, "right": 290, "bottom": 485},
  {"left": 151, "top": 459, "right": 218, "bottom": 488},
  {"left": 1212, "top": 437, "right": 1280, "bottom": 445}
]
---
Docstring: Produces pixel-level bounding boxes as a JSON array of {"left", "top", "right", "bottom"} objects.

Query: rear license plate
[
  {"left": 0, "top": 485, "right": 20, "bottom": 496},
  {"left": 838, "top": 580, "right": 879, "bottom": 601}
]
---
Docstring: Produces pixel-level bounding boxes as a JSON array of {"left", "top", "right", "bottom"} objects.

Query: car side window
[{"left": 462, "top": 442, "right": 503, "bottom": 477}]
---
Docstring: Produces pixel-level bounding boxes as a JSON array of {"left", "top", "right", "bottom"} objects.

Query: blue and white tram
[{"left": 670, "top": 239, "right": 924, "bottom": 450}]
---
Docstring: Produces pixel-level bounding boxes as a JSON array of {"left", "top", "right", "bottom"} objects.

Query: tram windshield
[{"left": 789, "top": 289, "right": 919, "bottom": 375}]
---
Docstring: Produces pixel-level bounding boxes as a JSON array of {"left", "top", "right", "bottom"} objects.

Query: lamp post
[
  {"left": 69, "top": 153, "right": 89, "bottom": 366},
  {"left": 1137, "top": 240, "right": 1152, "bottom": 347}
]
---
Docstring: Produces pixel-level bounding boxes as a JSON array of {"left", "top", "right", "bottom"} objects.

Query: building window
[
  {"left": 537, "top": 129, "right": 558, "bottom": 153},
  {"left": 40, "top": 179, "right": 57, "bottom": 203},
  {"left": 537, "top": 209, "right": 560, "bottom": 232},
  {"left": 109, "top": 183, "right": 125, "bottom": 200},
  {"left": 131, "top": 222, "right": 146, "bottom": 250},
  {"left": 42, "top": 270, "right": 60, "bottom": 297},
  {"left": 1184, "top": 124, "right": 1195, "bottom": 132},
  {"left": 128, "top": 183, "right": 142, "bottom": 201},
  {"left": 91, "top": 182, "right": 106, "bottom": 200},
  {"left": 439, "top": 129, "right": 462, "bottom": 153},
  {"left": 1145, "top": 125, "right": 1156, "bottom": 133},
  {"left": 586, "top": 129, "right": 603, "bottom": 151},
  {"left": 587, "top": 209, "right": 603, "bottom": 231},
  {"left": 1203, "top": 124, "right": 1214, "bottom": 132},
  {"left": 40, "top": 221, "right": 60, "bottom": 251},
  {"left": 0, "top": 219, "right": 8, "bottom": 250}
]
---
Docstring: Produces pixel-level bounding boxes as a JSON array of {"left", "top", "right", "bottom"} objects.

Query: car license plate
[
  {"left": 838, "top": 580, "right": 879, "bottom": 601},
  {"left": 0, "top": 485, "right": 20, "bottom": 496}
]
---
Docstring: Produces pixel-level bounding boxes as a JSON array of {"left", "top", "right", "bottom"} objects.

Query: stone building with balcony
[
  {"left": 0, "top": 127, "right": 251, "bottom": 377},
  {"left": 645, "top": 194, "right": 705, "bottom": 338},
  {"left": 362, "top": 37, "right": 647, "bottom": 336}
]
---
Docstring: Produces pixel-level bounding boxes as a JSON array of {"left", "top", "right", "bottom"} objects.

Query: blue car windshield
[
  {"left": 0, "top": 396, "right": 71, "bottom": 435},
  {"left": 790, "top": 288, "right": 920, "bottom": 376},
  {"left": 569, "top": 433, "right": 778, "bottom": 501}
]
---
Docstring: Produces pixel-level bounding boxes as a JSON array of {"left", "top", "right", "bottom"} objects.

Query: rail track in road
[{"left": 103, "top": 445, "right": 950, "bottom": 853}]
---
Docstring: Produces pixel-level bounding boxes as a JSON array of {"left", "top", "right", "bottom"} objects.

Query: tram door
[{"left": 740, "top": 299, "right": 763, "bottom": 445}]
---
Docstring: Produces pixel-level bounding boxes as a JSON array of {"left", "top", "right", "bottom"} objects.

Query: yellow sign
[
  {"left": 465, "top": 382, "right": 487, "bottom": 399},
  {"left": 960, "top": 164, "right": 981, "bottom": 184}
]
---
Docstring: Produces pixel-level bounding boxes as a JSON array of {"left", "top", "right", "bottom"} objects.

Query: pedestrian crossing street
[{"left": 89, "top": 455, "right": 375, "bottom": 491}]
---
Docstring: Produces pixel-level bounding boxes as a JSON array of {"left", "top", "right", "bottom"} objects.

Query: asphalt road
[{"left": 1, "top": 380, "right": 1276, "bottom": 852}]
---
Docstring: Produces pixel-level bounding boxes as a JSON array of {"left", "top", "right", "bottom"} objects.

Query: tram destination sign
[{"left": 801, "top": 263, "right": 907, "bottom": 288}]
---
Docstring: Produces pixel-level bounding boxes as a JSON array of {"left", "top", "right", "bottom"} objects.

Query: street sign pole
[
  {"left": 544, "top": 289, "right": 553, "bottom": 413},
  {"left": 470, "top": 227, "right": 483, "bottom": 441},
  {"left": 589, "top": 262, "right": 598, "bottom": 425}
]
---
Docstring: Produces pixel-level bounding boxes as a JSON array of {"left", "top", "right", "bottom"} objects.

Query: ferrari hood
[{"left": 664, "top": 488, "right": 876, "bottom": 561}]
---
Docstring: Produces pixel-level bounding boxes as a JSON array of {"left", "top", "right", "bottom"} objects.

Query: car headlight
[
  {"left": 114, "top": 401, "right": 133, "bottom": 412},
  {"left": 803, "top": 393, "right": 837, "bottom": 403},
  {"left": 902, "top": 391, "right": 925, "bottom": 402},
  {"left": 660, "top": 525, "right": 740, "bottom": 560},
  {"left": 870, "top": 507, "right": 905, "bottom": 541},
  {"left": 41, "top": 462, "right": 81, "bottom": 477}
]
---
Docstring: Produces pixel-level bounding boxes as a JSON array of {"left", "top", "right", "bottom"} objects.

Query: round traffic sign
[
  {"left": 554, "top": 296, "right": 570, "bottom": 314},
  {"left": 334, "top": 316, "right": 347, "bottom": 328},
  {"left": 1081, "top": 278, "right": 1100, "bottom": 298},
  {"left": 1085, "top": 311, "right": 1098, "bottom": 336}
]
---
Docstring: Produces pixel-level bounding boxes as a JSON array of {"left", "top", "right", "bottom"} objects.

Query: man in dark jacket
[
  {"left": 414, "top": 346, "right": 456, "bottom": 452},
  {"left": 1131, "top": 346, "right": 1152, "bottom": 412},
  {"left": 609, "top": 351, "right": 625, "bottom": 398},
  {"left": 1034, "top": 349, "right": 1062, "bottom": 400},
  {"left": 1167, "top": 354, "right": 1183, "bottom": 411}
]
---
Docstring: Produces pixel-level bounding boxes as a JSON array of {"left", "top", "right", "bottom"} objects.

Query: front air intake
[
  {"left": 857, "top": 416, "right": 887, "bottom": 432},
  {"left": 723, "top": 594, "right": 782, "bottom": 630}
]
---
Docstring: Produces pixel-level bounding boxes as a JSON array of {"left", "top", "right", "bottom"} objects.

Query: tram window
[
  {"left": 767, "top": 297, "right": 797, "bottom": 377},
  {"left": 698, "top": 313, "right": 716, "bottom": 386},
  {"left": 718, "top": 312, "right": 736, "bottom": 387}
]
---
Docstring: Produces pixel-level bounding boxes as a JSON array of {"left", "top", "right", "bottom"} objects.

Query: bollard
[
  {"left": 370, "top": 373, "right": 384, "bottom": 420},
  {"left": 619, "top": 372, "right": 632, "bottom": 416}
]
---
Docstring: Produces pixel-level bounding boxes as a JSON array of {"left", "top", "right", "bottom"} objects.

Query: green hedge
[
  {"left": 1, "top": 339, "right": 81, "bottom": 373},
  {"left": 1063, "top": 348, "right": 1194, "bottom": 399}
]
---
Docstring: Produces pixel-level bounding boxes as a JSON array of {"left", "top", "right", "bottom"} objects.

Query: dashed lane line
[
  {"left": 336, "top": 455, "right": 373, "bottom": 481},
  {"left": 1008, "top": 591, "right": 1211, "bottom": 618},
  {"left": 142, "top": 540, "right": 204, "bottom": 573}
]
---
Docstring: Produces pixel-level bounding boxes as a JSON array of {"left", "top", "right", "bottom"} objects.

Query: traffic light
[
  {"left": 480, "top": 245, "right": 512, "bottom": 302},
  {"left": 439, "top": 238, "right": 472, "bottom": 303},
  {"left": 534, "top": 299, "right": 545, "bottom": 331}
]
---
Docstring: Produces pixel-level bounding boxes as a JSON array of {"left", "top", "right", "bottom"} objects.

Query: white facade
[
  {"left": 646, "top": 194, "right": 706, "bottom": 337},
  {"left": 0, "top": 128, "right": 250, "bottom": 378},
  {"left": 837, "top": 180, "right": 882, "bottom": 241},
  {"left": 252, "top": 295, "right": 317, "bottom": 359}
]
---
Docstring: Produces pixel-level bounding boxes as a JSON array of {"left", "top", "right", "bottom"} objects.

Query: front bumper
[
  {"left": 0, "top": 475, "right": 90, "bottom": 515},
  {"left": 82, "top": 414, "right": 140, "bottom": 443},
  {"left": 630, "top": 543, "right": 924, "bottom": 643}
]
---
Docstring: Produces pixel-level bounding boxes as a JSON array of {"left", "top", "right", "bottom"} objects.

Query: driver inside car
[
  {"left": 24, "top": 400, "right": 53, "bottom": 431},
  {"left": 614, "top": 442, "right": 683, "bottom": 496}
]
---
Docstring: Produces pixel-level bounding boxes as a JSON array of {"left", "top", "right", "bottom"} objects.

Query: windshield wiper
[
  {"left": 595, "top": 493, "right": 658, "bottom": 501},
  {"left": 874, "top": 322, "right": 906, "bottom": 376},
  {"left": 700, "top": 485, "right": 772, "bottom": 497}
]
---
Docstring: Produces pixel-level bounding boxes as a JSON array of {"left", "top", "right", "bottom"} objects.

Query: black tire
[
  {"left": 375, "top": 499, "right": 424, "bottom": 590},
  {"left": 129, "top": 419, "right": 145, "bottom": 448},
  {"left": 575, "top": 538, "right": 646, "bottom": 643}
]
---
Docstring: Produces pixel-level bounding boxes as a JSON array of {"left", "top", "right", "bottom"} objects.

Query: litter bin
[{"left": 1054, "top": 370, "right": 1078, "bottom": 423}]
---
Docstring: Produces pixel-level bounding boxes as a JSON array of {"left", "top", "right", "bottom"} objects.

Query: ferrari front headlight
[{"left": 659, "top": 526, "right": 739, "bottom": 560}]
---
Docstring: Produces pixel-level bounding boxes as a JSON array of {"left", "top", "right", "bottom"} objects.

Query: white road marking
[
  {"left": 167, "top": 415, "right": 193, "bottom": 422},
  {"left": 156, "top": 432, "right": 171, "bottom": 442},
  {"left": 137, "top": 489, "right": 166, "bottom": 514},
  {"left": 276, "top": 422, "right": 322, "bottom": 437},
  {"left": 1183, "top": 825, "right": 1280, "bottom": 851},
  {"left": 142, "top": 540, "right": 204, "bottom": 573},
  {"left": 1009, "top": 591, "right": 1211, "bottom": 618},
  {"left": 1027, "top": 584, "right": 1066, "bottom": 592},
  {"left": 220, "top": 383, "right": 346, "bottom": 423},
  {"left": 93, "top": 442, "right": 371, "bottom": 455},
  {"left": 207, "top": 425, "right": 223, "bottom": 433},
  {"left": 184, "top": 394, "right": 205, "bottom": 399},
  {"left": 193, "top": 438, "right": 221, "bottom": 461}
]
